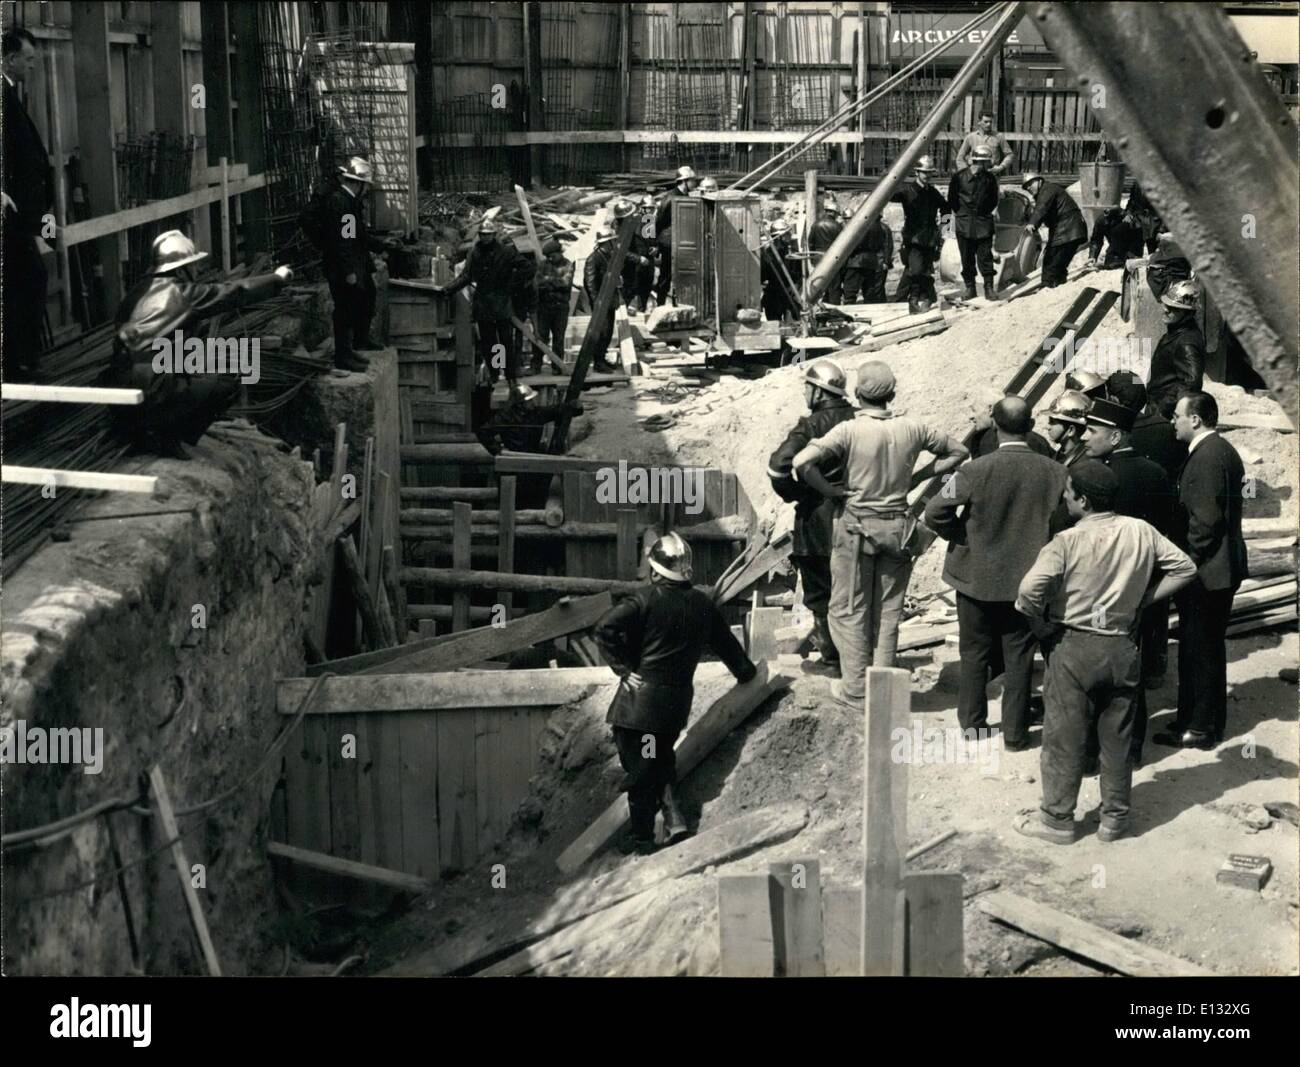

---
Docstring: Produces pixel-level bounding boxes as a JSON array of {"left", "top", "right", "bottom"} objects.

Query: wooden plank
[
  {"left": 327, "top": 713, "right": 362, "bottom": 861},
  {"left": 355, "top": 716, "right": 379, "bottom": 867},
  {"left": 340, "top": 535, "right": 391, "bottom": 650},
  {"left": 498, "top": 475, "right": 518, "bottom": 618},
  {"left": 1, "top": 466, "right": 157, "bottom": 494},
  {"left": 978, "top": 891, "right": 1218, "bottom": 977},
  {"left": 616, "top": 508, "right": 639, "bottom": 580},
  {"left": 904, "top": 871, "right": 964, "bottom": 977},
  {"left": 279, "top": 667, "right": 618, "bottom": 715},
  {"left": 451, "top": 502, "right": 472, "bottom": 632},
  {"left": 476, "top": 707, "right": 504, "bottom": 851},
  {"left": 496, "top": 453, "right": 701, "bottom": 476},
  {"left": 861, "top": 667, "right": 909, "bottom": 976},
  {"left": 499, "top": 707, "right": 534, "bottom": 838},
  {"left": 368, "top": 711, "right": 404, "bottom": 872},
  {"left": 437, "top": 709, "right": 478, "bottom": 874},
  {"left": 512, "top": 315, "right": 566, "bottom": 372},
  {"left": 746, "top": 606, "right": 786, "bottom": 663},
  {"left": 555, "top": 666, "right": 791, "bottom": 872},
  {"left": 718, "top": 875, "right": 780, "bottom": 977},
  {"left": 514, "top": 185, "right": 544, "bottom": 264},
  {"left": 0, "top": 384, "right": 143, "bottom": 405},
  {"left": 267, "top": 841, "right": 430, "bottom": 894},
  {"left": 401, "top": 566, "right": 641, "bottom": 597},
  {"left": 149, "top": 766, "right": 221, "bottom": 975},
  {"left": 398, "top": 712, "right": 440, "bottom": 879},
  {"left": 769, "top": 858, "right": 826, "bottom": 977}
]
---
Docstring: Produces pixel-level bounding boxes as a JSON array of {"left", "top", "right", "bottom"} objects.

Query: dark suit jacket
[
  {"left": 946, "top": 168, "right": 999, "bottom": 239},
  {"left": 1104, "top": 447, "right": 1175, "bottom": 536},
  {"left": 974, "top": 425, "right": 1053, "bottom": 459},
  {"left": 3, "top": 78, "right": 52, "bottom": 237},
  {"left": 1175, "top": 432, "right": 1249, "bottom": 591},
  {"left": 1028, "top": 180, "right": 1087, "bottom": 247},
  {"left": 924, "top": 443, "right": 1067, "bottom": 602},
  {"left": 1131, "top": 405, "right": 1187, "bottom": 480}
]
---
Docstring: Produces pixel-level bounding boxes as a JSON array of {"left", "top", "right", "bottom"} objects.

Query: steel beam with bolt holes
[{"left": 1031, "top": 2, "right": 1298, "bottom": 428}]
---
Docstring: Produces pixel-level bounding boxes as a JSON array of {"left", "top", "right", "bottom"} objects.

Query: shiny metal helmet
[
  {"left": 1065, "top": 369, "right": 1107, "bottom": 398},
  {"left": 150, "top": 229, "right": 208, "bottom": 273},
  {"left": 647, "top": 531, "right": 693, "bottom": 583},
  {"left": 769, "top": 219, "right": 791, "bottom": 236},
  {"left": 802, "top": 358, "right": 847, "bottom": 398},
  {"left": 1160, "top": 278, "right": 1201, "bottom": 310},
  {"left": 596, "top": 225, "right": 616, "bottom": 243},
  {"left": 970, "top": 145, "right": 994, "bottom": 162},
  {"left": 1048, "top": 389, "right": 1092, "bottom": 426},
  {"left": 640, "top": 194, "right": 656, "bottom": 209},
  {"left": 676, "top": 165, "right": 697, "bottom": 182},
  {"left": 510, "top": 382, "right": 539, "bottom": 404},
  {"left": 1021, "top": 171, "right": 1044, "bottom": 188},
  {"left": 478, "top": 217, "right": 501, "bottom": 236},
  {"left": 698, "top": 177, "right": 719, "bottom": 193},
  {"left": 338, "top": 156, "right": 374, "bottom": 184}
]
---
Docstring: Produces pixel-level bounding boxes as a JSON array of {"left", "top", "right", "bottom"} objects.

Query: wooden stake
[
  {"left": 860, "top": 667, "right": 909, "bottom": 976},
  {"left": 149, "top": 766, "right": 221, "bottom": 976},
  {"left": 497, "top": 476, "right": 517, "bottom": 616},
  {"left": 340, "top": 534, "right": 391, "bottom": 650},
  {"left": 451, "top": 501, "right": 472, "bottom": 632},
  {"left": 616, "top": 508, "right": 639, "bottom": 580}
]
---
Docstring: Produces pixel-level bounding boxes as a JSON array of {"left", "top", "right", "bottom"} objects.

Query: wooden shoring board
[
  {"left": 267, "top": 842, "right": 429, "bottom": 894},
  {"left": 861, "top": 667, "right": 909, "bottom": 977},
  {"left": 149, "top": 766, "right": 222, "bottom": 976},
  {"left": 768, "top": 858, "right": 826, "bottom": 977}
]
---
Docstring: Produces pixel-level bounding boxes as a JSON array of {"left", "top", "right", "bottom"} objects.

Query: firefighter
[
  {"left": 593, "top": 532, "right": 758, "bottom": 854},
  {"left": 584, "top": 225, "right": 621, "bottom": 371},
  {"left": 475, "top": 382, "right": 582, "bottom": 507},
  {"left": 654, "top": 165, "right": 699, "bottom": 303},
  {"left": 435, "top": 217, "right": 524, "bottom": 386},
  {"left": 696, "top": 176, "right": 719, "bottom": 195},
  {"left": 534, "top": 238, "right": 574, "bottom": 372},
  {"left": 1065, "top": 369, "right": 1108, "bottom": 400},
  {"left": 1147, "top": 279, "right": 1206, "bottom": 418},
  {"left": 623, "top": 198, "right": 657, "bottom": 313},
  {"left": 767, "top": 359, "right": 856, "bottom": 674},
  {"left": 947, "top": 143, "right": 1000, "bottom": 300},
  {"left": 636, "top": 193, "right": 660, "bottom": 313},
  {"left": 299, "top": 156, "right": 400, "bottom": 372},
  {"left": 1088, "top": 205, "right": 1145, "bottom": 269},
  {"left": 841, "top": 215, "right": 893, "bottom": 305},
  {"left": 808, "top": 194, "right": 845, "bottom": 303},
  {"left": 1022, "top": 172, "right": 1088, "bottom": 288},
  {"left": 891, "top": 155, "right": 948, "bottom": 314},
  {"left": 1046, "top": 389, "right": 1092, "bottom": 469},
  {"left": 761, "top": 219, "right": 800, "bottom": 322},
  {"left": 110, "top": 230, "right": 293, "bottom": 458}
]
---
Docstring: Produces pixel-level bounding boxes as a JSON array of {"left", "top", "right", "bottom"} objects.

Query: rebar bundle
[{"left": 114, "top": 132, "right": 196, "bottom": 290}]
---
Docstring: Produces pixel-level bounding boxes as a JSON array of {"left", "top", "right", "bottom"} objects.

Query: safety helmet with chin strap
[
  {"left": 338, "top": 156, "right": 374, "bottom": 184},
  {"left": 1065, "top": 369, "right": 1107, "bottom": 398},
  {"left": 802, "top": 358, "right": 847, "bottom": 398},
  {"left": 647, "top": 531, "right": 693, "bottom": 583},
  {"left": 1160, "top": 278, "right": 1201, "bottom": 311},
  {"left": 150, "top": 230, "right": 208, "bottom": 273}
]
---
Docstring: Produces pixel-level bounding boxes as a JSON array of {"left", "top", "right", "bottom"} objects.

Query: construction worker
[
  {"left": 1022, "top": 172, "right": 1088, "bottom": 288},
  {"left": 891, "top": 155, "right": 948, "bottom": 314},
  {"left": 1045, "top": 389, "right": 1092, "bottom": 466},
  {"left": 436, "top": 217, "right": 524, "bottom": 386},
  {"left": 654, "top": 165, "right": 699, "bottom": 303},
  {"left": 110, "top": 230, "right": 293, "bottom": 459},
  {"left": 534, "top": 239, "right": 574, "bottom": 373},
  {"left": 475, "top": 381, "right": 582, "bottom": 508},
  {"left": 299, "top": 156, "right": 401, "bottom": 372},
  {"left": 761, "top": 219, "right": 800, "bottom": 321},
  {"left": 1014, "top": 460, "right": 1196, "bottom": 844},
  {"left": 584, "top": 225, "right": 621, "bottom": 372},
  {"left": 808, "top": 194, "right": 845, "bottom": 303},
  {"left": 948, "top": 143, "right": 1001, "bottom": 301},
  {"left": 1125, "top": 183, "right": 1163, "bottom": 254},
  {"left": 695, "top": 176, "right": 720, "bottom": 195},
  {"left": 767, "top": 359, "right": 857, "bottom": 675},
  {"left": 623, "top": 200, "right": 657, "bottom": 313},
  {"left": 955, "top": 110, "right": 1013, "bottom": 175},
  {"left": 792, "top": 360, "right": 967, "bottom": 704},
  {"left": 593, "top": 532, "right": 758, "bottom": 854},
  {"left": 511, "top": 250, "right": 538, "bottom": 371},
  {"left": 841, "top": 215, "right": 893, "bottom": 305},
  {"left": 1146, "top": 278, "right": 1205, "bottom": 418},
  {"left": 1088, "top": 205, "right": 1145, "bottom": 269},
  {"left": 637, "top": 193, "right": 660, "bottom": 313}
]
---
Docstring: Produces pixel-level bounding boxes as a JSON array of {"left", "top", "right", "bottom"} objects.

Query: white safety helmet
[
  {"left": 338, "top": 156, "right": 374, "bottom": 184},
  {"left": 150, "top": 229, "right": 208, "bottom": 273},
  {"left": 676, "top": 165, "right": 697, "bottom": 182}
]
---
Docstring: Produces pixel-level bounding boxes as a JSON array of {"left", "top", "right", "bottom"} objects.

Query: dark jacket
[
  {"left": 1028, "top": 180, "right": 1087, "bottom": 247},
  {"left": 893, "top": 181, "right": 948, "bottom": 251},
  {"left": 1104, "top": 447, "right": 1176, "bottom": 536},
  {"left": 1147, "top": 317, "right": 1206, "bottom": 418},
  {"left": 1089, "top": 208, "right": 1144, "bottom": 267},
  {"left": 767, "top": 396, "right": 856, "bottom": 557},
  {"left": 1174, "top": 433, "right": 1249, "bottom": 591},
  {"left": 946, "top": 168, "right": 999, "bottom": 240},
  {"left": 535, "top": 257, "right": 575, "bottom": 310},
  {"left": 974, "top": 426, "right": 1054, "bottom": 459},
  {"left": 1131, "top": 405, "right": 1187, "bottom": 480},
  {"left": 655, "top": 189, "right": 689, "bottom": 248},
  {"left": 846, "top": 219, "right": 893, "bottom": 272},
  {"left": 924, "top": 443, "right": 1067, "bottom": 602},
  {"left": 809, "top": 216, "right": 843, "bottom": 253},
  {"left": 584, "top": 242, "right": 616, "bottom": 304},
  {"left": 474, "top": 400, "right": 566, "bottom": 455},
  {"left": 1126, "top": 184, "right": 1162, "bottom": 243},
  {"left": 595, "top": 581, "right": 757, "bottom": 734},
  {"left": 511, "top": 253, "right": 537, "bottom": 316},
  {"left": 445, "top": 237, "right": 521, "bottom": 321},
  {"left": 299, "top": 182, "right": 387, "bottom": 280},
  {"left": 2, "top": 78, "right": 52, "bottom": 238}
]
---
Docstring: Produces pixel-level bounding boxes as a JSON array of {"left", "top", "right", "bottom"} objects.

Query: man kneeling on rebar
[
  {"left": 594, "top": 532, "right": 758, "bottom": 855},
  {"left": 110, "top": 230, "right": 293, "bottom": 459}
]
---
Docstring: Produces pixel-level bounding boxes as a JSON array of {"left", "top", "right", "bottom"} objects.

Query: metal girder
[{"left": 1032, "top": 2, "right": 1298, "bottom": 427}]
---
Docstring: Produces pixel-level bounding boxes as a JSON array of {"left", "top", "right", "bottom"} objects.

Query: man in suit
[
  {"left": 969, "top": 387, "right": 1053, "bottom": 459},
  {"left": 891, "top": 155, "right": 948, "bottom": 314},
  {"left": 3, "top": 28, "right": 52, "bottom": 380},
  {"left": 948, "top": 144, "right": 1000, "bottom": 301},
  {"left": 1023, "top": 173, "right": 1088, "bottom": 288},
  {"left": 1155, "top": 391, "right": 1249, "bottom": 749},
  {"left": 925, "top": 397, "right": 1066, "bottom": 748},
  {"left": 767, "top": 359, "right": 857, "bottom": 674},
  {"left": 1147, "top": 279, "right": 1206, "bottom": 419}
]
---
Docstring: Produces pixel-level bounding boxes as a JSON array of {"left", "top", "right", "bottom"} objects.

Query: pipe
[{"left": 806, "top": 2, "right": 1026, "bottom": 303}]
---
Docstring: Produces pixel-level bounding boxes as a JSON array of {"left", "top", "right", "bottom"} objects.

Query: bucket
[{"left": 1078, "top": 160, "right": 1126, "bottom": 232}]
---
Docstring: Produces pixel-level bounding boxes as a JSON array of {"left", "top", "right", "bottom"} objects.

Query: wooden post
[
  {"left": 523, "top": 1, "right": 546, "bottom": 187},
  {"left": 452, "top": 501, "right": 472, "bottom": 632},
  {"left": 229, "top": 1, "right": 269, "bottom": 255},
  {"left": 717, "top": 873, "right": 780, "bottom": 977},
  {"left": 803, "top": 168, "right": 819, "bottom": 299},
  {"left": 454, "top": 291, "right": 474, "bottom": 432},
  {"left": 616, "top": 508, "right": 639, "bottom": 580},
  {"left": 44, "top": 50, "right": 72, "bottom": 326},
  {"left": 860, "top": 666, "right": 909, "bottom": 976},
  {"left": 219, "top": 158, "right": 232, "bottom": 273},
  {"left": 904, "top": 871, "right": 965, "bottom": 977},
  {"left": 340, "top": 535, "right": 392, "bottom": 650},
  {"left": 70, "top": 2, "right": 122, "bottom": 314},
  {"left": 201, "top": 2, "right": 234, "bottom": 267},
  {"left": 497, "top": 475, "right": 517, "bottom": 616},
  {"left": 514, "top": 185, "right": 544, "bottom": 264},
  {"left": 152, "top": 4, "right": 202, "bottom": 244},
  {"left": 149, "top": 766, "right": 222, "bottom": 976},
  {"left": 858, "top": 3, "right": 868, "bottom": 176},
  {"left": 769, "top": 858, "right": 826, "bottom": 977}
]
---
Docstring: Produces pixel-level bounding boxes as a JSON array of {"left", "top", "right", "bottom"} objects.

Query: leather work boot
[
  {"left": 983, "top": 281, "right": 997, "bottom": 301},
  {"left": 963, "top": 282, "right": 977, "bottom": 300},
  {"left": 335, "top": 354, "right": 370, "bottom": 373},
  {"left": 660, "top": 785, "right": 691, "bottom": 844},
  {"left": 812, "top": 614, "right": 840, "bottom": 672}
]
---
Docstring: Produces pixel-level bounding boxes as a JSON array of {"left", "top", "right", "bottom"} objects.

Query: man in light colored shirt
[
  {"left": 1015, "top": 460, "right": 1196, "bottom": 844},
  {"left": 794, "top": 360, "right": 967, "bottom": 705},
  {"left": 955, "top": 112, "right": 1013, "bottom": 175}
]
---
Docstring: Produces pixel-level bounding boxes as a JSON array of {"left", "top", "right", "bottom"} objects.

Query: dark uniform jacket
[
  {"left": 445, "top": 238, "right": 521, "bottom": 321},
  {"left": 1048, "top": 440, "right": 1089, "bottom": 535},
  {"left": 846, "top": 219, "right": 893, "bottom": 272},
  {"left": 1131, "top": 405, "right": 1187, "bottom": 480},
  {"left": 767, "top": 397, "right": 856, "bottom": 557},
  {"left": 974, "top": 425, "right": 1053, "bottom": 459},
  {"left": 594, "top": 582, "right": 757, "bottom": 734},
  {"left": 474, "top": 400, "right": 565, "bottom": 455},
  {"left": 299, "top": 183, "right": 388, "bottom": 280},
  {"left": 893, "top": 182, "right": 948, "bottom": 251},
  {"left": 584, "top": 242, "right": 620, "bottom": 304},
  {"left": 1027, "top": 180, "right": 1087, "bottom": 247},
  {"left": 1089, "top": 208, "right": 1144, "bottom": 267},
  {"left": 946, "top": 168, "right": 999, "bottom": 239},
  {"left": 535, "top": 257, "right": 574, "bottom": 310},
  {"left": 1174, "top": 433, "right": 1249, "bottom": 591},
  {"left": 655, "top": 190, "right": 688, "bottom": 249},
  {"left": 1103, "top": 447, "right": 1176, "bottom": 536},
  {"left": 924, "top": 443, "right": 1067, "bottom": 603},
  {"left": 808, "top": 216, "right": 843, "bottom": 253},
  {"left": 511, "top": 253, "right": 537, "bottom": 317},
  {"left": 1147, "top": 317, "right": 1206, "bottom": 418},
  {"left": 3, "top": 78, "right": 52, "bottom": 237}
]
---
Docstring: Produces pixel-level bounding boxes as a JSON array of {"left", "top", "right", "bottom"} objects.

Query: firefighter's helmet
[
  {"left": 802, "top": 358, "right": 847, "bottom": 398},
  {"left": 1065, "top": 369, "right": 1107, "bottom": 398},
  {"left": 1161, "top": 278, "right": 1201, "bottom": 311},
  {"left": 1048, "top": 389, "right": 1092, "bottom": 426},
  {"left": 150, "top": 229, "right": 208, "bottom": 273},
  {"left": 676, "top": 165, "right": 697, "bottom": 182},
  {"left": 647, "top": 531, "right": 694, "bottom": 583},
  {"left": 338, "top": 156, "right": 374, "bottom": 184}
]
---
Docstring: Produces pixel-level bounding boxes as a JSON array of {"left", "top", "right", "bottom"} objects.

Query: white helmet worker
[
  {"left": 150, "top": 229, "right": 208, "bottom": 274},
  {"left": 646, "top": 531, "right": 693, "bottom": 583},
  {"left": 676, "top": 165, "right": 697, "bottom": 182},
  {"left": 1160, "top": 278, "right": 1201, "bottom": 311},
  {"left": 802, "top": 358, "right": 847, "bottom": 397},
  {"left": 338, "top": 156, "right": 374, "bottom": 184},
  {"left": 698, "top": 176, "right": 719, "bottom": 193}
]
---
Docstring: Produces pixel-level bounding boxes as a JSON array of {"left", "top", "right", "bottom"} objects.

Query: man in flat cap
[
  {"left": 793, "top": 360, "right": 967, "bottom": 707},
  {"left": 1015, "top": 460, "right": 1195, "bottom": 843}
]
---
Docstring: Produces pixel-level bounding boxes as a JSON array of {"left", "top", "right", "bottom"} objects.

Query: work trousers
[
  {"left": 327, "top": 270, "right": 376, "bottom": 363},
  {"left": 828, "top": 518, "right": 913, "bottom": 700},
  {"left": 1041, "top": 238, "right": 1085, "bottom": 288},
  {"left": 842, "top": 267, "right": 888, "bottom": 304},
  {"left": 1040, "top": 629, "right": 1139, "bottom": 834},
  {"left": 893, "top": 245, "right": 936, "bottom": 306},
  {"left": 793, "top": 553, "right": 833, "bottom": 618},
  {"left": 957, "top": 235, "right": 995, "bottom": 287},
  {"left": 1140, "top": 600, "right": 1170, "bottom": 678},
  {"left": 3, "top": 231, "right": 48, "bottom": 378},
  {"left": 475, "top": 311, "right": 519, "bottom": 382},
  {"left": 613, "top": 725, "right": 680, "bottom": 842},
  {"left": 535, "top": 302, "right": 569, "bottom": 368},
  {"left": 655, "top": 244, "right": 673, "bottom": 302},
  {"left": 115, "top": 374, "right": 239, "bottom": 449},
  {"left": 956, "top": 594, "right": 1038, "bottom": 744},
  {"left": 623, "top": 260, "right": 655, "bottom": 307},
  {"left": 1174, "top": 579, "right": 1236, "bottom": 740}
]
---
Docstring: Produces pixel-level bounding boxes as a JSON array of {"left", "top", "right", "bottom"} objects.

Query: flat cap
[
  {"left": 855, "top": 360, "right": 896, "bottom": 401},
  {"left": 1068, "top": 459, "right": 1119, "bottom": 504}
]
